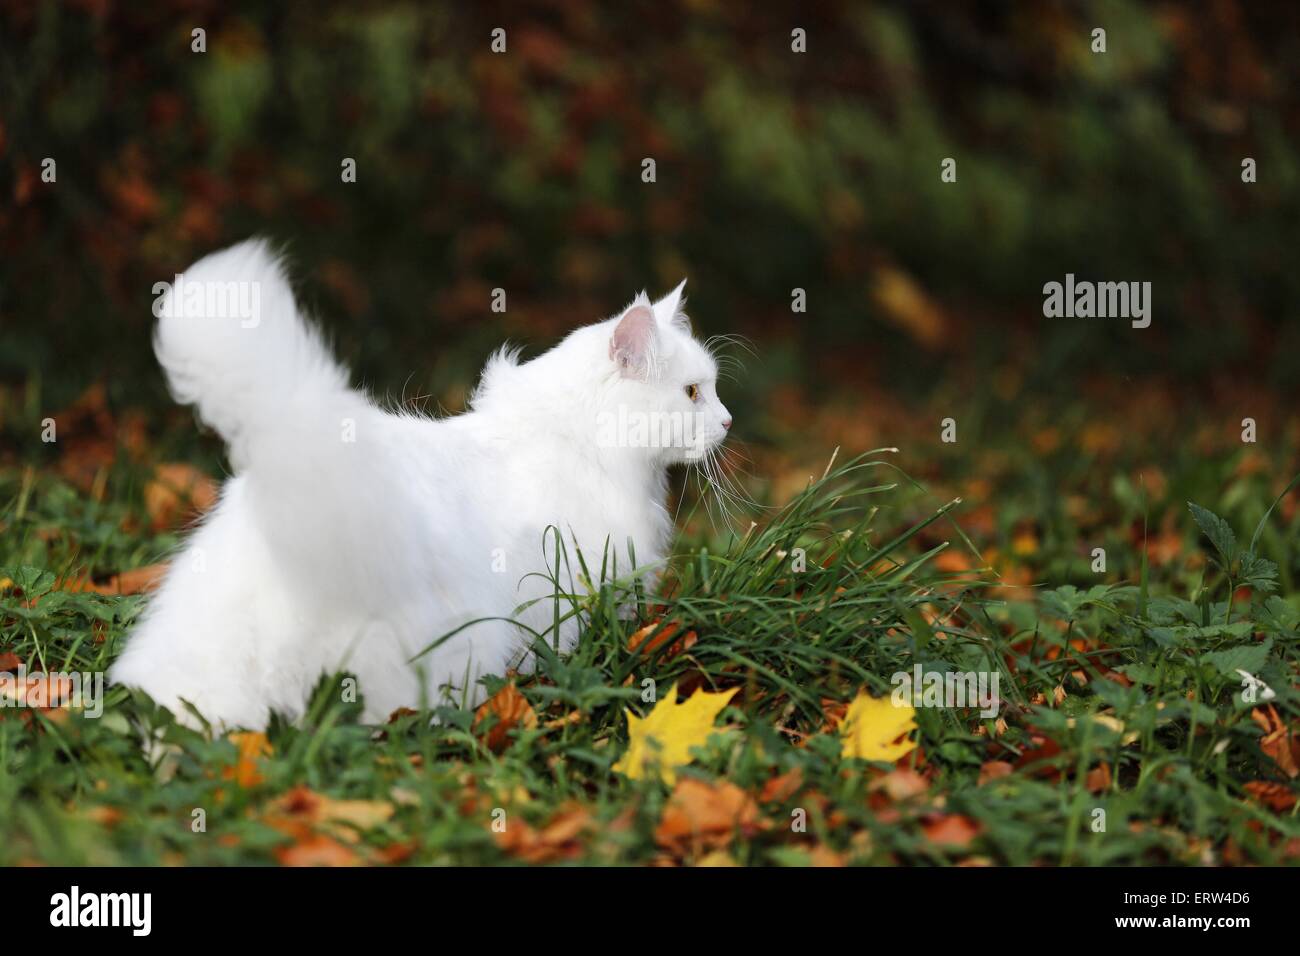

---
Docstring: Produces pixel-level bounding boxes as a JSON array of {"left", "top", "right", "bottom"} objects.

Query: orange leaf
[
  {"left": 1243, "top": 781, "right": 1296, "bottom": 812},
  {"left": 1085, "top": 763, "right": 1112, "bottom": 793},
  {"left": 144, "top": 463, "right": 218, "bottom": 530},
  {"left": 869, "top": 768, "right": 930, "bottom": 802},
  {"left": 759, "top": 767, "right": 805, "bottom": 804},
  {"left": 654, "top": 778, "right": 762, "bottom": 855},
  {"left": 495, "top": 802, "right": 592, "bottom": 864},
  {"left": 978, "top": 760, "right": 1014, "bottom": 785},
  {"left": 922, "top": 814, "right": 981, "bottom": 848},
  {"left": 473, "top": 682, "right": 538, "bottom": 753},
  {"left": 627, "top": 618, "right": 698, "bottom": 659},
  {"left": 223, "top": 732, "right": 272, "bottom": 788},
  {"left": 275, "top": 834, "right": 359, "bottom": 867},
  {"left": 1252, "top": 705, "right": 1300, "bottom": 779}
]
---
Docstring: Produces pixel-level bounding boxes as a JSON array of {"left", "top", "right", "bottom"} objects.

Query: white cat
[{"left": 110, "top": 239, "right": 731, "bottom": 730}]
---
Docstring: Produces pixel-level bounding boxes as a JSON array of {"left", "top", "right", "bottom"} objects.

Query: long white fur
[{"left": 110, "top": 240, "right": 731, "bottom": 730}]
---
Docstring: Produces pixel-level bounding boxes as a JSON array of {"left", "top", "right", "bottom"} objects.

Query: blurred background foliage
[{"left": 2, "top": 0, "right": 1299, "bottom": 437}]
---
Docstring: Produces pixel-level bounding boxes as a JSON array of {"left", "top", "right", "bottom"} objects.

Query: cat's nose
[{"left": 722, "top": 417, "right": 732, "bottom": 431}]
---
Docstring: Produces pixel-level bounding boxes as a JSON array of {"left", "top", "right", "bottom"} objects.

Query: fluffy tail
[
  {"left": 153, "top": 240, "right": 428, "bottom": 606},
  {"left": 154, "top": 239, "right": 352, "bottom": 469}
]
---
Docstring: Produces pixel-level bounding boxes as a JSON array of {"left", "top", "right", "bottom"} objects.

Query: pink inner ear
[{"left": 610, "top": 304, "right": 656, "bottom": 378}]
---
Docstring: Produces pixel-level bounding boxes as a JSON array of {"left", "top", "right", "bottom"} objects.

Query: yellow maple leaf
[
  {"left": 838, "top": 691, "right": 917, "bottom": 762},
  {"left": 613, "top": 684, "right": 739, "bottom": 785}
]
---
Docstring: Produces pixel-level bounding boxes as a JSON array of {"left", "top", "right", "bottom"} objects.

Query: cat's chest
[{"left": 503, "top": 455, "right": 669, "bottom": 562}]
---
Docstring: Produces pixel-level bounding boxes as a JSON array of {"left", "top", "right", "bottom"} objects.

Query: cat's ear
[
  {"left": 655, "top": 279, "right": 689, "bottom": 333},
  {"left": 609, "top": 303, "right": 658, "bottom": 380}
]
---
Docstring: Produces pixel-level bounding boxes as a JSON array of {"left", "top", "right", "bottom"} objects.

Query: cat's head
[{"left": 601, "top": 281, "right": 732, "bottom": 465}]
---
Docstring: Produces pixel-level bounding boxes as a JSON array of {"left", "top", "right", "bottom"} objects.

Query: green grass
[{"left": 2, "top": 436, "right": 1298, "bottom": 866}]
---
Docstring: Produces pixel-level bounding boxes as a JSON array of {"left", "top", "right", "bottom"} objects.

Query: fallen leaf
[
  {"left": 144, "top": 463, "right": 218, "bottom": 530},
  {"left": 81, "top": 805, "right": 125, "bottom": 828},
  {"left": 922, "top": 814, "right": 981, "bottom": 848},
  {"left": 838, "top": 690, "right": 917, "bottom": 762},
  {"left": 264, "top": 786, "right": 397, "bottom": 853},
  {"left": 654, "top": 778, "right": 761, "bottom": 855},
  {"left": 869, "top": 767, "right": 930, "bottom": 801},
  {"left": 627, "top": 618, "right": 698, "bottom": 659},
  {"left": 59, "top": 563, "right": 169, "bottom": 596},
  {"left": 613, "top": 683, "right": 738, "bottom": 785},
  {"left": 978, "top": 760, "right": 1014, "bottom": 785},
  {"left": 275, "top": 834, "right": 359, "bottom": 867},
  {"left": 223, "top": 732, "right": 272, "bottom": 788},
  {"left": 1086, "top": 763, "right": 1112, "bottom": 793},
  {"left": 759, "top": 766, "right": 805, "bottom": 804},
  {"left": 871, "top": 264, "right": 950, "bottom": 350},
  {"left": 1252, "top": 705, "right": 1300, "bottom": 778},
  {"left": 1243, "top": 781, "right": 1296, "bottom": 811},
  {"left": 806, "top": 845, "right": 847, "bottom": 867},
  {"left": 693, "top": 849, "right": 739, "bottom": 867},
  {"left": 495, "top": 802, "right": 592, "bottom": 863},
  {"left": 473, "top": 682, "right": 538, "bottom": 753}
]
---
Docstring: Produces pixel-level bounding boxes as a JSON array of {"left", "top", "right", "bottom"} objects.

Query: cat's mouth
[{"left": 681, "top": 437, "right": 726, "bottom": 462}]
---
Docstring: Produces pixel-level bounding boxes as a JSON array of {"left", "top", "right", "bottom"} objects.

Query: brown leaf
[
  {"left": 264, "top": 786, "right": 398, "bottom": 862},
  {"left": 977, "top": 760, "right": 1014, "bottom": 785},
  {"left": 144, "top": 463, "right": 218, "bottom": 530},
  {"left": 654, "top": 778, "right": 762, "bottom": 855},
  {"left": 870, "top": 264, "right": 951, "bottom": 350},
  {"left": 806, "top": 845, "right": 847, "bottom": 867},
  {"left": 275, "top": 834, "right": 359, "bottom": 867},
  {"left": 1085, "top": 763, "right": 1112, "bottom": 793},
  {"left": 921, "top": 814, "right": 981, "bottom": 848},
  {"left": 59, "top": 563, "right": 169, "bottom": 597},
  {"left": 1015, "top": 737, "right": 1063, "bottom": 780},
  {"left": 222, "top": 732, "right": 272, "bottom": 788},
  {"left": 473, "top": 682, "right": 538, "bottom": 753},
  {"left": 1252, "top": 705, "right": 1300, "bottom": 779},
  {"left": 1243, "top": 781, "right": 1296, "bottom": 812},
  {"left": 495, "top": 802, "right": 592, "bottom": 864},
  {"left": 759, "top": 766, "right": 805, "bottom": 804},
  {"left": 627, "top": 618, "right": 698, "bottom": 660},
  {"left": 869, "top": 768, "right": 930, "bottom": 802}
]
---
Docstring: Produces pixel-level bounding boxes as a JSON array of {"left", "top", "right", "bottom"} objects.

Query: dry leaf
[
  {"left": 870, "top": 767, "right": 930, "bottom": 801},
  {"left": 978, "top": 760, "right": 1014, "bottom": 785},
  {"left": 473, "top": 682, "right": 538, "bottom": 753},
  {"left": 627, "top": 618, "right": 698, "bottom": 659},
  {"left": 759, "top": 766, "right": 805, "bottom": 804},
  {"left": 275, "top": 834, "right": 359, "bottom": 867},
  {"left": 654, "top": 778, "right": 761, "bottom": 855},
  {"left": 59, "top": 563, "right": 169, "bottom": 596},
  {"left": 1243, "top": 781, "right": 1296, "bottom": 811},
  {"left": 495, "top": 802, "right": 592, "bottom": 863},
  {"left": 144, "top": 463, "right": 218, "bottom": 530},
  {"left": 871, "top": 264, "right": 949, "bottom": 349},
  {"left": 1252, "top": 705, "right": 1300, "bottom": 778},
  {"left": 1085, "top": 762, "right": 1112, "bottom": 793},
  {"left": 222, "top": 732, "right": 272, "bottom": 788},
  {"left": 922, "top": 814, "right": 981, "bottom": 848}
]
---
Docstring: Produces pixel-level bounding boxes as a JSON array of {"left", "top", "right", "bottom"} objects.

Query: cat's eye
[{"left": 685, "top": 384, "right": 700, "bottom": 402}]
